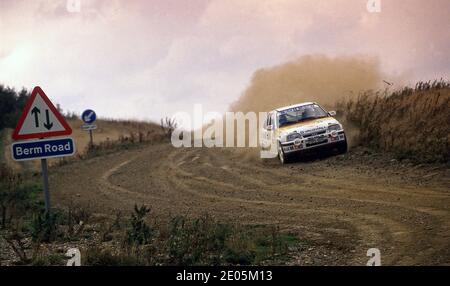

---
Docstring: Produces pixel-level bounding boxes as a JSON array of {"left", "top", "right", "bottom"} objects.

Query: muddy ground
[{"left": 50, "top": 144, "right": 450, "bottom": 265}]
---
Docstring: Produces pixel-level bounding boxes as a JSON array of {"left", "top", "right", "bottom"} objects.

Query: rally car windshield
[{"left": 277, "top": 104, "right": 328, "bottom": 128}]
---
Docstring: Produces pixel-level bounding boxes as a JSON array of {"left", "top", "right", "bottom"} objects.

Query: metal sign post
[
  {"left": 12, "top": 137, "right": 76, "bottom": 214},
  {"left": 89, "top": 129, "right": 94, "bottom": 147},
  {"left": 11, "top": 86, "right": 75, "bottom": 214},
  {"left": 41, "top": 158, "right": 51, "bottom": 212},
  {"left": 81, "top": 109, "right": 97, "bottom": 147}
]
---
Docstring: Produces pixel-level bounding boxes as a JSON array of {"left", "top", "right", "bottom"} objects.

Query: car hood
[{"left": 277, "top": 117, "right": 340, "bottom": 136}]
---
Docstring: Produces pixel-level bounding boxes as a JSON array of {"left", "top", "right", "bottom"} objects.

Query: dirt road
[{"left": 51, "top": 144, "right": 450, "bottom": 265}]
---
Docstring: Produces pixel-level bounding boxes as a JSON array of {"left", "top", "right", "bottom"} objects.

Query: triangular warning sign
[{"left": 12, "top": 86, "right": 72, "bottom": 140}]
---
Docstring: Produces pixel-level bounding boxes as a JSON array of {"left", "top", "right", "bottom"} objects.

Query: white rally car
[{"left": 261, "top": 102, "right": 347, "bottom": 164}]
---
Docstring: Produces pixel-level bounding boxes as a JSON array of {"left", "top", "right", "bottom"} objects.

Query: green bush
[
  {"left": 0, "top": 165, "right": 43, "bottom": 229},
  {"left": 31, "top": 253, "right": 65, "bottom": 266},
  {"left": 126, "top": 205, "right": 152, "bottom": 245},
  {"left": 30, "top": 211, "right": 59, "bottom": 243},
  {"left": 84, "top": 247, "right": 143, "bottom": 266},
  {"left": 168, "top": 215, "right": 229, "bottom": 265}
]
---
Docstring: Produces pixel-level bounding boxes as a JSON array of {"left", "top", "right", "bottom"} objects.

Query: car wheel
[
  {"left": 278, "top": 142, "right": 290, "bottom": 164},
  {"left": 337, "top": 135, "right": 348, "bottom": 154}
]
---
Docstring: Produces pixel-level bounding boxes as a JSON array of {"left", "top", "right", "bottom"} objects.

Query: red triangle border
[{"left": 12, "top": 86, "right": 72, "bottom": 140}]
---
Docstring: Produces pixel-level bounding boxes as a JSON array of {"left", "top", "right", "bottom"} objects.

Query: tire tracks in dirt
[
  {"left": 52, "top": 144, "right": 450, "bottom": 265},
  {"left": 163, "top": 147, "right": 449, "bottom": 265}
]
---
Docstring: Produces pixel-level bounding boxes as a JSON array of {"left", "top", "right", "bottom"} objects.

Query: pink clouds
[{"left": 0, "top": 0, "right": 448, "bottom": 122}]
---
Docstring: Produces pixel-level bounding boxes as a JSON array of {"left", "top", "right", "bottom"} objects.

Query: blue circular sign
[{"left": 81, "top": 109, "right": 96, "bottom": 124}]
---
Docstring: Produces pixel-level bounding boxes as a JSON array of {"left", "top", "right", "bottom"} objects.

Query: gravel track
[{"left": 51, "top": 144, "right": 450, "bottom": 265}]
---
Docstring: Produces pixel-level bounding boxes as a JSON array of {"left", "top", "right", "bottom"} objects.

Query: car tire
[
  {"left": 278, "top": 142, "right": 291, "bottom": 164},
  {"left": 337, "top": 135, "right": 348, "bottom": 154}
]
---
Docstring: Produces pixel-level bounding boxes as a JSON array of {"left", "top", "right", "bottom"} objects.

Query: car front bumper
[{"left": 281, "top": 131, "right": 346, "bottom": 154}]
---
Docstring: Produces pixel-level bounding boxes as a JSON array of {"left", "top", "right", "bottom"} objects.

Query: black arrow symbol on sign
[
  {"left": 44, "top": 110, "right": 53, "bottom": 130},
  {"left": 31, "top": 107, "right": 40, "bottom": 128}
]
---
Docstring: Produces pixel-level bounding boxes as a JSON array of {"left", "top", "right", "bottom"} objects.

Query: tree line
[
  {"left": 0, "top": 84, "right": 77, "bottom": 131},
  {"left": 0, "top": 85, "right": 29, "bottom": 130}
]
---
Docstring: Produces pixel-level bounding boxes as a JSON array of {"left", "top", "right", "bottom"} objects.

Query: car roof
[{"left": 274, "top": 102, "right": 316, "bottom": 112}]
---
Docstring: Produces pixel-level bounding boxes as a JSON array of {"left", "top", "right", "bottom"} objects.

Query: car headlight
[
  {"left": 327, "top": 124, "right": 341, "bottom": 132},
  {"left": 287, "top": 133, "right": 301, "bottom": 141}
]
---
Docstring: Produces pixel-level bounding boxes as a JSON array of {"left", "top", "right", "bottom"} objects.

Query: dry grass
[
  {"left": 1, "top": 118, "right": 164, "bottom": 172},
  {"left": 68, "top": 118, "right": 163, "bottom": 155},
  {"left": 337, "top": 80, "right": 450, "bottom": 163}
]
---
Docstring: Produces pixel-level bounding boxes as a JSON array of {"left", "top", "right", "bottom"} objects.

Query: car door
[
  {"left": 268, "top": 112, "right": 278, "bottom": 155},
  {"left": 260, "top": 112, "right": 278, "bottom": 158},
  {"left": 260, "top": 112, "right": 271, "bottom": 150}
]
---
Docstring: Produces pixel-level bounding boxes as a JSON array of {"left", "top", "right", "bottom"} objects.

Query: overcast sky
[{"left": 1, "top": 0, "right": 449, "bottom": 122}]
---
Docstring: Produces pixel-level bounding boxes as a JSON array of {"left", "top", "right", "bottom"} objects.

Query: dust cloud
[{"left": 230, "top": 55, "right": 384, "bottom": 113}]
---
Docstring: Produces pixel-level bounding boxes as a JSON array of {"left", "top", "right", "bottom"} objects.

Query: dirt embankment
[
  {"left": 1, "top": 118, "right": 161, "bottom": 173},
  {"left": 50, "top": 143, "right": 450, "bottom": 265},
  {"left": 337, "top": 81, "right": 450, "bottom": 163}
]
